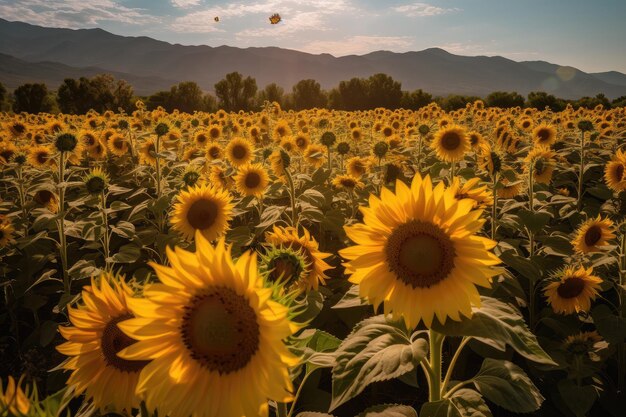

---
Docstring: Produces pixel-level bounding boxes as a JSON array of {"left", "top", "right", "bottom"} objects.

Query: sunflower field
[{"left": 1, "top": 100, "right": 626, "bottom": 417}]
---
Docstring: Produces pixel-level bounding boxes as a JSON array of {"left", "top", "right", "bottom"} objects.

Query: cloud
[
  {"left": 302, "top": 35, "right": 415, "bottom": 56},
  {"left": 171, "top": 0, "right": 201, "bottom": 8},
  {"left": 0, "top": 0, "right": 159, "bottom": 28},
  {"left": 393, "top": 2, "right": 460, "bottom": 17}
]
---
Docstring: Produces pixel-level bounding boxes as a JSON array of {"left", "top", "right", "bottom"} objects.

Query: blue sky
[{"left": 1, "top": 0, "right": 625, "bottom": 73}]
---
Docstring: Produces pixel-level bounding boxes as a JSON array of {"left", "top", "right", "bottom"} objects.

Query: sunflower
[
  {"left": 107, "top": 134, "right": 129, "bottom": 157},
  {"left": 332, "top": 174, "right": 364, "bottom": 190},
  {"left": 346, "top": 156, "right": 371, "bottom": 178},
  {"left": 139, "top": 138, "right": 157, "bottom": 166},
  {"left": 260, "top": 245, "right": 310, "bottom": 291},
  {"left": 27, "top": 145, "right": 53, "bottom": 169},
  {"left": 269, "top": 149, "right": 290, "bottom": 178},
  {"left": 207, "top": 164, "right": 233, "bottom": 190},
  {"left": 303, "top": 144, "right": 325, "bottom": 169},
  {"left": 205, "top": 142, "right": 223, "bottom": 161},
  {"left": 294, "top": 133, "right": 310, "bottom": 152},
  {"left": 544, "top": 266, "right": 602, "bottom": 315},
  {"left": 339, "top": 174, "right": 501, "bottom": 328},
  {"left": 0, "top": 375, "right": 30, "bottom": 416},
  {"left": 562, "top": 331, "right": 606, "bottom": 360},
  {"left": 0, "top": 222, "right": 15, "bottom": 248},
  {"left": 467, "top": 131, "right": 485, "bottom": 150},
  {"left": 272, "top": 120, "right": 292, "bottom": 140},
  {"left": 207, "top": 125, "right": 222, "bottom": 141},
  {"left": 170, "top": 184, "right": 234, "bottom": 242},
  {"left": 225, "top": 137, "right": 254, "bottom": 167},
  {"left": 604, "top": 150, "right": 626, "bottom": 192},
  {"left": 478, "top": 144, "right": 503, "bottom": 177},
  {"left": 572, "top": 216, "right": 615, "bottom": 254},
  {"left": 431, "top": 125, "right": 470, "bottom": 162},
  {"left": 269, "top": 13, "right": 282, "bottom": 24},
  {"left": 194, "top": 131, "right": 210, "bottom": 148},
  {"left": 266, "top": 226, "right": 333, "bottom": 291},
  {"left": 56, "top": 273, "right": 149, "bottom": 411},
  {"left": 33, "top": 189, "right": 59, "bottom": 213},
  {"left": 532, "top": 124, "right": 557, "bottom": 147},
  {"left": 117, "top": 235, "right": 298, "bottom": 417},
  {"left": 450, "top": 177, "right": 493, "bottom": 208},
  {"left": 525, "top": 146, "right": 557, "bottom": 184},
  {"left": 497, "top": 175, "right": 525, "bottom": 199},
  {"left": 234, "top": 163, "right": 269, "bottom": 198}
]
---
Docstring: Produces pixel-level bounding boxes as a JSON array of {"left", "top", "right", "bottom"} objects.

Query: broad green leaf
[
  {"left": 432, "top": 296, "right": 555, "bottom": 365},
  {"left": 420, "top": 390, "right": 492, "bottom": 417},
  {"left": 330, "top": 315, "right": 428, "bottom": 411},
  {"left": 472, "top": 359, "right": 544, "bottom": 413},
  {"left": 591, "top": 305, "right": 626, "bottom": 345},
  {"left": 449, "top": 389, "right": 492, "bottom": 417},
  {"left": 110, "top": 243, "right": 141, "bottom": 263},
  {"left": 516, "top": 209, "right": 552, "bottom": 233},
  {"left": 557, "top": 380, "right": 597, "bottom": 417},
  {"left": 499, "top": 251, "right": 542, "bottom": 283},
  {"left": 332, "top": 284, "right": 369, "bottom": 309},
  {"left": 357, "top": 404, "right": 418, "bottom": 417}
]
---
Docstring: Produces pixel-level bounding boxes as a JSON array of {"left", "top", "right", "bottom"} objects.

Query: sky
[{"left": 1, "top": 0, "right": 625, "bottom": 73}]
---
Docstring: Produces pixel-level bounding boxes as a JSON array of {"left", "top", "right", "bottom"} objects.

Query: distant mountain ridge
[{"left": 1, "top": 18, "right": 625, "bottom": 99}]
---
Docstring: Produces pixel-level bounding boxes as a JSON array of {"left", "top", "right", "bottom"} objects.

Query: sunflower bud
[
  {"left": 577, "top": 120, "right": 594, "bottom": 132},
  {"left": 54, "top": 133, "right": 78, "bottom": 152},
  {"left": 155, "top": 122, "right": 169, "bottom": 136},
  {"left": 84, "top": 169, "right": 109, "bottom": 195},
  {"left": 373, "top": 141, "right": 389, "bottom": 158},
  {"left": 336, "top": 141, "right": 350, "bottom": 155},
  {"left": 418, "top": 124, "right": 430, "bottom": 135},
  {"left": 320, "top": 131, "right": 336, "bottom": 147}
]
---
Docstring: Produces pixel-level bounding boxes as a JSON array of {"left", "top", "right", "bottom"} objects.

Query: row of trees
[{"left": 1, "top": 73, "right": 625, "bottom": 114}]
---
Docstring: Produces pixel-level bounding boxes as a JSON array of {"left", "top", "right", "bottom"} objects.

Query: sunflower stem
[
  {"left": 428, "top": 330, "right": 445, "bottom": 402},
  {"left": 449, "top": 161, "right": 456, "bottom": 184},
  {"left": 101, "top": 191, "right": 111, "bottom": 269},
  {"left": 287, "top": 371, "right": 312, "bottom": 417},
  {"left": 57, "top": 151, "right": 70, "bottom": 295},
  {"left": 441, "top": 336, "right": 471, "bottom": 397},
  {"left": 276, "top": 402, "right": 289, "bottom": 417},
  {"left": 417, "top": 133, "right": 423, "bottom": 175},
  {"left": 577, "top": 129, "right": 585, "bottom": 211},
  {"left": 285, "top": 169, "right": 298, "bottom": 229},
  {"left": 155, "top": 134, "right": 162, "bottom": 200},
  {"left": 618, "top": 229, "right": 626, "bottom": 393},
  {"left": 491, "top": 173, "right": 498, "bottom": 240},
  {"left": 16, "top": 166, "right": 28, "bottom": 237}
]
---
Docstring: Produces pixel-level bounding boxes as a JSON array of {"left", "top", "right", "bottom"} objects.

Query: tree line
[{"left": 1, "top": 72, "right": 625, "bottom": 114}]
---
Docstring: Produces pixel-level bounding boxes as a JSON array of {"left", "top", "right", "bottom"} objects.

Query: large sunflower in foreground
[
  {"left": 56, "top": 273, "right": 148, "bottom": 411},
  {"left": 339, "top": 174, "right": 501, "bottom": 328},
  {"left": 572, "top": 215, "right": 615, "bottom": 254},
  {"left": 118, "top": 235, "right": 299, "bottom": 417},
  {"left": 266, "top": 225, "right": 333, "bottom": 291},
  {"left": 544, "top": 266, "right": 602, "bottom": 315},
  {"left": 170, "top": 184, "right": 234, "bottom": 242}
]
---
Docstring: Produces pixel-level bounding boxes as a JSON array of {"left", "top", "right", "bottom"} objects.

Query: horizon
[{"left": 1, "top": 0, "right": 625, "bottom": 74}]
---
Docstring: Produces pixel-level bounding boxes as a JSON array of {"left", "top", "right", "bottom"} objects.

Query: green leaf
[
  {"left": 499, "top": 251, "right": 542, "bottom": 283},
  {"left": 111, "top": 220, "right": 136, "bottom": 239},
  {"left": 516, "top": 209, "right": 552, "bottom": 233},
  {"left": 557, "top": 380, "right": 597, "bottom": 417},
  {"left": 332, "top": 285, "right": 369, "bottom": 309},
  {"left": 357, "top": 404, "right": 418, "bottom": 417},
  {"left": 39, "top": 320, "right": 58, "bottom": 347},
  {"left": 110, "top": 243, "right": 141, "bottom": 263},
  {"left": 449, "top": 389, "right": 492, "bottom": 417},
  {"left": 472, "top": 358, "right": 544, "bottom": 413},
  {"left": 420, "top": 400, "right": 451, "bottom": 417},
  {"left": 330, "top": 315, "right": 428, "bottom": 411},
  {"left": 591, "top": 305, "right": 626, "bottom": 345},
  {"left": 432, "top": 296, "right": 555, "bottom": 365}
]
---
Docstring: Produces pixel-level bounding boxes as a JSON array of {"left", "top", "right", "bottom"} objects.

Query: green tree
[
  {"left": 367, "top": 73, "right": 402, "bottom": 109},
  {"left": 335, "top": 77, "right": 369, "bottom": 110},
  {"left": 401, "top": 89, "right": 433, "bottom": 110},
  {"left": 486, "top": 91, "right": 525, "bottom": 108},
  {"left": 214, "top": 72, "right": 258, "bottom": 112},
  {"left": 0, "top": 82, "right": 6, "bottom": 110},
  {"left": 612, "top": 95, "right": 626, "bottom": 108},
  {"left": 256, "top": 83, "right": 285, "bottom": 108},
  {"left": 169, "top": 81, "right": 204, "bottom": 113},
  {"left": 573, "top": 93, "right": 611, "bottom": 109},
  {"left": 292, "top": 79, "right": 327, "bottom": 110},
  {"left": 13, "top": 83, "right": 53, "bottom": 113},
  {"left": 146, "top": 90, "right": 172, "bottom": 111},
  {"left": 438, "top": 95, "right": 481, "bottom": 111},
  {"left": 203, "top": 93, "right": 217, "bottom": 112},
  {"left": 527, "top": 91, "right": 565, "bottom": 111},
  {"left": 57, "top": 74, "right": 134, "bottom": 114}
]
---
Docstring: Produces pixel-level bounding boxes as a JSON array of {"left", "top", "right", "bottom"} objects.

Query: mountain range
[{"left": 1, "top": 18, "right": 626, "bottom": 99}]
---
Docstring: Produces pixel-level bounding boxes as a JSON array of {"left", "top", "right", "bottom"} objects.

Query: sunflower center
[
  {"left": 537, "top": 129, "right": 550, "bottom": 142},
  {"left": 232, "top": 145, "right": 247, "bottom": 160},
  {"left": 181, "top": 287, "right": 259, "bottom": 374},
  {"left": 556, "top": 277, "right": 586, "bottom": 299},
  {"left": 584, "top": 225, "right": 602, "bottom": 246},
  {"left": 209, "top": 146, "right": 220, "bottom": 158},
  {"left": 186, "top": 198, "right": 219, "bottom": 231},
  {"left": 37, "top": 152, "right": 49, "bottom": 164},
  {"left": 441, "top": 132, "right": 461, "bottom": 150},
  {"left": 101, "top": 314, "right": 149, "bottom": 373},
  {"left": 244, "top": 172, "right": 261, "bottom": 189},
  {"left": 114, "top": 137, "right": 125, "bottom": 149},
  {"left": 385, "top": 220, "right": 456, "bottom": 288},
  {"left": 617, "top": 165, "right": 624, "bottom": 181}
]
